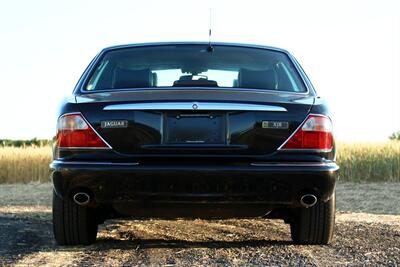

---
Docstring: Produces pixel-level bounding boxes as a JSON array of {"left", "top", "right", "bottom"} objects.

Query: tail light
[
  {"left": 56, "top": 113, "right": 110, "bottom": 148},
  {"left": 279, "top": 114, "right": 333, "bottom": 151}
]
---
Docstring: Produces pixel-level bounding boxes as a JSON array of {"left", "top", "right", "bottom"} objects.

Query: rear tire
[
  {"left": 290, "top": 192, "right": 335, "bottom": 245},
  {"left": 52, "top": 191, "right": 98, "bottom": 245}
]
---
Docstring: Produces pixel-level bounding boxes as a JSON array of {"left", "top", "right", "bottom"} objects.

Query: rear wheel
[
  {"left": 290, "top": 193, "right": 335, "bottom": 245},
  {"left": 52, "top": 191, "right": 98, "bottom": 245}
]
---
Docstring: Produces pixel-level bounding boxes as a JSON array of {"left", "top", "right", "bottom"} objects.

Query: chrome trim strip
[
  {"left": 58, "top": 147, "right": 111, "bottom": 150},
  {"left": 277, "top": 114, "right": 309, "bottom": 151},
  {"left": 277, "top": 113, "right": 332, "bottom": 152},
  {"left": 51, "top": 160, "right": 139, "bottom": 166},
  {"left": 278, "top": 148, "right": 333, "bottom": 153},
  {"left": 250, "top": 162, "right": 338, "bottom": 168},
  {"left": 287, "top": 53, "right": 314, "bottom": 95},
  {"left": 58, "top": 112, "right": 113, "bottom": 149},
  {"left": 103, "top": 102, "right": 287, "bottom": 112}
]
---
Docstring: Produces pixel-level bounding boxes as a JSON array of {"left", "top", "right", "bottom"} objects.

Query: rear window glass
[{"left": 85, "top": 45, "right": 307, "bottom": 92}]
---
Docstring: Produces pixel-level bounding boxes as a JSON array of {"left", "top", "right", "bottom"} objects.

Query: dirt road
[{"left": 0, "top": 182, "right": 399, "bottom": 266}]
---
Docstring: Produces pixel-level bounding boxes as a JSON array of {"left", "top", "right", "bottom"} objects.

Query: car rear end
[{"left": 51, "top": 43, "right": 338, "bottom": 245}]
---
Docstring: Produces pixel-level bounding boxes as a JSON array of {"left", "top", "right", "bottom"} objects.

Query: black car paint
[
  {"left": 51, "top": 42, "right": 338, "bottom": 219},
  {"left": 75, "top": 90, "right": 314, "bottom": 155}
]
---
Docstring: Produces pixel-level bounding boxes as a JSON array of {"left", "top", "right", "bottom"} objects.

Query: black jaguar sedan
[{"left": 51, "top": 42, "right": 338, "bottom": 245}]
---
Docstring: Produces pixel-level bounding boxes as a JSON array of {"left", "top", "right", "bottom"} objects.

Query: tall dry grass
[
  {"left": 0, "top": 142, "right": 399, "bottom": 183},
  {"left": 0, "top": 146, "right": 52, "bottom": 183},
  {"left": 336, "top": 142, "right": 400, "bottom": 182}
]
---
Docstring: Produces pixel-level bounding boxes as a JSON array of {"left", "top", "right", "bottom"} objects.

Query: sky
[{"left": 0, "top": 0, "right": 399, "bottom": 141}]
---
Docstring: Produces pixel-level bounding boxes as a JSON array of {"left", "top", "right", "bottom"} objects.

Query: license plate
[{"left": 164, "top": 113, "right": 226, "bottom": 144}]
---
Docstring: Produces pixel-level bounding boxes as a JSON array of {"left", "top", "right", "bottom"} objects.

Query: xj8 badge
[
  {"left": 262, "top": 121, "right": 289, "bottom": 129},
  {"left": 101, "top": 120, "right": 128, "bottom": 128}
]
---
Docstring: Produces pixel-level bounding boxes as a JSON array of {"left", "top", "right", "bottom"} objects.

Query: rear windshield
[{"left": 85, "top": 45, "right": 307, "bottom": 92}]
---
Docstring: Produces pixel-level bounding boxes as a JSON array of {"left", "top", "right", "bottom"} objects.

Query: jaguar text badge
[{"left": 101, "top": 120, "right": 128, "bottom": 128}]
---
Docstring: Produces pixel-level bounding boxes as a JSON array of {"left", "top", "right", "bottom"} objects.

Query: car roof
[{"left": 101, "top": 42, "right": 289, "bottom": 54}]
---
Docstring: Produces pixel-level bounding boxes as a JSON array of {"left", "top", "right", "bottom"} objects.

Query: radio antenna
[{"left": 207, "top": 8, "right": 214, "bottom": 52}]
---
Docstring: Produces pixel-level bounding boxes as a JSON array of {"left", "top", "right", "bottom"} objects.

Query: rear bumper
[{"left": 50, "top": 160, "right": 338, "bottom": 217}]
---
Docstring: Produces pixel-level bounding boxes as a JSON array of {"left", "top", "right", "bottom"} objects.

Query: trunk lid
[{"left": 76, "top": 89, "right": 314, "bottom": 156}]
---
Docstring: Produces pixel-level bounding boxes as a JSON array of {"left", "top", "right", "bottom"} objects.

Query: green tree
[{"left": 389, "top": 131, "right": 400, "bottom": 141}]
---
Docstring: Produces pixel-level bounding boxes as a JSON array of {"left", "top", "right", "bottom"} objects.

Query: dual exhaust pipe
[
  {"left": 299, "top": 194, "right": 318, "bottom": 208},
  {"left": 73, "top": 192, "right": 91, "bottom": 206},
  {"left": 73, "top": 191, "right": 318, "bottom": 208}
]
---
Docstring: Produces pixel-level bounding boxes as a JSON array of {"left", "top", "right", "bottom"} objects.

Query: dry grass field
[
  {"left": 337, "top": 142, "right": 400, "bottom": 182},
  {"left": 0, "top": 146, "right": 52, "bottom": 183},
  {"left": 0, "top": 142, "right": 399, "bottom": 183}
]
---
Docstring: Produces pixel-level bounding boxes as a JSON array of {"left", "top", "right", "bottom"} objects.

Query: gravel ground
[{"left": 0, "top": 182, "right": 399, "bottom": 266}]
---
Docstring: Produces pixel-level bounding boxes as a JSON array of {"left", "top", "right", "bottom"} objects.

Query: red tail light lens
[
  {"left": 56, "top": 113, "right": 109, "bottom": 148},
  {"left": 280, "top": 114, "right": 333, "bottom": 151}
]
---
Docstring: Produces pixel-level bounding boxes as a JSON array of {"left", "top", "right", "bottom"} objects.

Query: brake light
[
  {"left": 280, "top": 114, "right": 333, "bottom": 151},
  {"left": 56, "top": 113, "right": 109, "bottom": 148}
]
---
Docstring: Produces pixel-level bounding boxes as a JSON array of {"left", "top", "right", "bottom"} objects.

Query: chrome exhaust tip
[
  {"left": 300, "top": 194, "right": 318, "bottom": 208},
  {"left": 73, "top": 192, "right": 90, "bottom": 206}
]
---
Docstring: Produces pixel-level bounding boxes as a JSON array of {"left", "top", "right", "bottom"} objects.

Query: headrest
[
  {"left": 113, "top": 68, "right": 152, "bottom": 89},
  {"left": 238, "top": 69, "right": 277, "bottom": 90}
]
